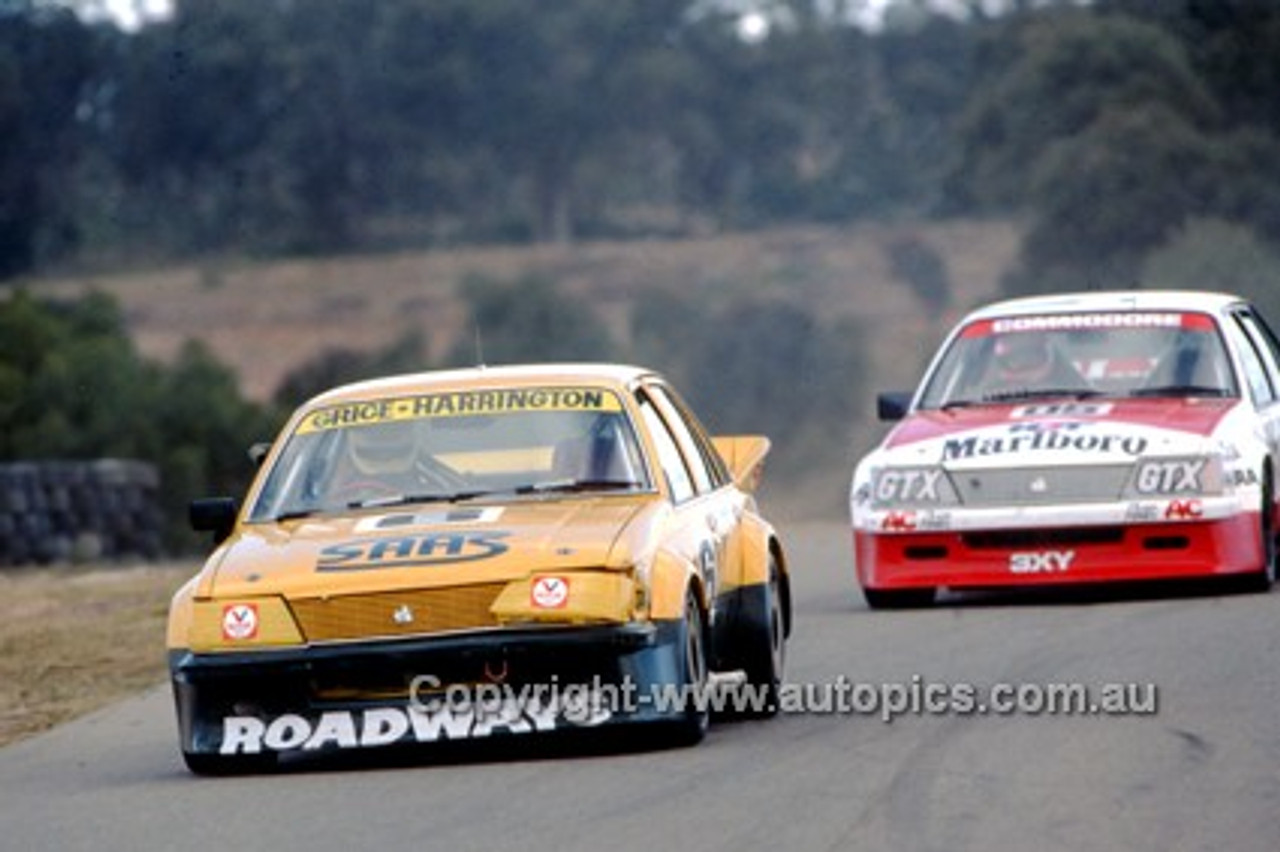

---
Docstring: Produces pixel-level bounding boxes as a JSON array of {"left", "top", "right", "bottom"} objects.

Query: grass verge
[{"left": 0, "top": 562, "right": 195, "bottom": 748}]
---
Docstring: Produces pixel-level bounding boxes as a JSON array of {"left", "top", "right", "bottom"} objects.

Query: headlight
[
  {"left": 1127, "top": 455, "right": 1224, "bottom": 497},
  {"left": 870, "top": 466, "right": 959, "bottom": 508}
]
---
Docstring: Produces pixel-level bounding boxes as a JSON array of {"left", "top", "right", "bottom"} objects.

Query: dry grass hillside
[{"left": 38, "top": 220, "right": 1019, "bottom": 517}]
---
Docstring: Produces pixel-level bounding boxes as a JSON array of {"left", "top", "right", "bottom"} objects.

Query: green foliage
[
  {"left": 0, "top": 291, "right": 280, "bottom": 551},
  {"left": 0, "top": 5, "right": 106, "bottom": 275},
  {"left": 446, "top": 273, "right": 614, "bottom": 367},
  {"left": 886, "top": 236, "right": 951, "bottom": 317},
  {"left": 1139, "top": 219, "right": 1280, "bottom": 322},
  {"left": 950, "top": 9, "right": 1216, "bottom": 213},
  {"left": 1003, "top": 102, "right": 1219, "bottom": 295},
  {"left": 273, "top": 332, "right": 428, "bottom": 410},
  {"left": 630, "top": 293, "right": 868, "bottom": 482}
]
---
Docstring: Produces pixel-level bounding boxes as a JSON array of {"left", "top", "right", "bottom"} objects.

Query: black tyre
[
  {"left": 668, "top": 589, "right": 710, "bottom": 746},
  {"left": 862, "top": 586, "right": 936, "bottom": 610},
  {"left": 1242, "top": 473, "right": 1276, "bottom": 593},
  {"left": 739, "top": 557, "right": 786, "bottom": 717}
]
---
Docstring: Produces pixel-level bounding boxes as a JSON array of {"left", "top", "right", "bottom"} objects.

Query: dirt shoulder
[{"left": 0, "top": 562, "right": 195, "bottom": 748}]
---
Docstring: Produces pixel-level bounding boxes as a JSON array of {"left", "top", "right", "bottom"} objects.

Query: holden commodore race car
[
  {"left": 851, "top": 290, "right": 1280, "bottom": 608},
  {"left": 169, "top": 364, "right": 789, "bottom": 773}
]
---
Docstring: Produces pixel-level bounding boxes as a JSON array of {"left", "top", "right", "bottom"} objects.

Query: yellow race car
[{"left": 168, "top": 364, "right": 790, "bottom": 773}]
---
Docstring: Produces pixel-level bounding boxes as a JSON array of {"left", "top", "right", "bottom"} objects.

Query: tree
[
  {"left": 1140, "top": 218, "right": 1280, "bottom": 322},
  {"left": 0, "top": 4, "right": 103, "bottom": 277},
  {"left": 946, "top": 9, "right": 1218, "bottom": 213},
  {"left": 1005, "top": 102, "right": 1219, "bottom": 294},
  {"left": 0, "top": 290, "right": 279, "bottom": 551},
  {"left": 273, "top": 331, "right": 428, "bottom": 409},
  {"left": 446, "top": 273, "right": 614, "bottom": 366}
]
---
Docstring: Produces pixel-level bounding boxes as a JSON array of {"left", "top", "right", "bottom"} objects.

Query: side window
[
  {"left": 1237, "top": 308, "right": 1280, "bottom": 401},
  {"left": 647, "top": 384, "right": 728, "bottom": 491},
  {"left": 1229, "top": 312, "right": 1278, "bottom": 405},
  {"left": 637, "top": 395, "right": 695, "bottom": 503}
]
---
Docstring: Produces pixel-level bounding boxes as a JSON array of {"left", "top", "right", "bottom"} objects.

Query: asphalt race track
[{"left": 2, "top": 522, "right": 1278, "bottom": 852}]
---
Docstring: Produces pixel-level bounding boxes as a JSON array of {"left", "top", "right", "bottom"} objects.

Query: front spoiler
[
  {"left": 170, "top": 621, "right": 688, "bottom": 758},
  {"left": 854, "top": 512, "right": 1266, "bottom": 590}
]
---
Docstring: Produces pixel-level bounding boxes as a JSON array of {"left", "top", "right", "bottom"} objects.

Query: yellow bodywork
[{"left": 168, "top": 365, "right": 787, "bottom": 654}]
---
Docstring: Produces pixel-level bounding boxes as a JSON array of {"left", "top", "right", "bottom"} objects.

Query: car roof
[
  {"left": 304, "top": 363, "right": 658, "bottom": 407},
  {"left": 962, "top": 289, "right": 1248, "bottom": 322}
]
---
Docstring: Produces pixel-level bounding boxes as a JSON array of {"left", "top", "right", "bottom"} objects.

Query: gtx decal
[
  {"left": 943, "top": 423, "right": 1148, "bottom": 460},
  {"left": 1135, "top": 460, "right": 1205, "bottom": 493},
  {"left": 317, "top": 531, "right": 511, "bottom": 571},
  {"left": 297, "top": 387, "right": 621, "bottom": 434}
]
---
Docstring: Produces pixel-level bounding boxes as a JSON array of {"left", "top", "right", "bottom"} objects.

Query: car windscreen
[
  {"left": 247, "top": 386, "right": 651, "bottom": 521},
  {"left": 916, "top": 311, "right": 1238, "bottom": 409}
]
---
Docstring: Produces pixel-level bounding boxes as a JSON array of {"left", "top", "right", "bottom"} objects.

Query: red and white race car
[{"left": 851, "top": 290, "right": 1280, "bottom": 607}]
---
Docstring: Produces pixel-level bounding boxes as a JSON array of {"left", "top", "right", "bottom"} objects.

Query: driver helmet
[
  {"left": 346, "top": 419, "right": 420, "bottom": 475},
  {"left": 993, "top": 333, "right": 1055, "bottom": 383}
]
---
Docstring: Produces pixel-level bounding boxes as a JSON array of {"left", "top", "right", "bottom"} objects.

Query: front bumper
[
  {"left": 171, "top": 620, "right": 686, "bottom": 757},
  {"left": 854, "top": 511, "right": 1265, "bottom": 591}
]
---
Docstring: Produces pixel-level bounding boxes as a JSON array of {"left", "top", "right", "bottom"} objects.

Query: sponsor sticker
[
  {"left": 217, "top": 686, "right": 614, "bottom": 755},
  {"left": 355, "top": 507, "right": 504, "bottom": 533},
  {"left": 317, "top": 530, "right": 511, "bottom": 571},
  {"left": 296, "top": 387, "right": 622, "bottom": 434},
  {"left": 942, "top": 422, "right": 1148, "bottom": 460},
  {"left": 1009, "top": 551, "right": 1075, "bottom": 575},
  {"left": 531, "top": 576, "right": 570, "bottom": 609},
  {"left": 1164, "top": 499, "right": 1203, "bottom": 520},
  {"left": 221, "top": 603, "right": 259, "bottom": 641}
]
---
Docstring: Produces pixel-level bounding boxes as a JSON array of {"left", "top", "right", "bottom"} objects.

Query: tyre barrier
[{"left": 0, "top": 460, "right": 164, "bottom": 567}]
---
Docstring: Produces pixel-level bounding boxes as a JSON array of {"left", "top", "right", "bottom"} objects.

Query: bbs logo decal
[{"left": 318, "top": 531, "right": 510, "bottom": 571}]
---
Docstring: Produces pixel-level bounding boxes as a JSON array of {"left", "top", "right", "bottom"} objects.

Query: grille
[
  {"left": 289, "top": 582, "right": 506, "bottom": 643},
  {"left": 963, "top": 527, "right": 1125, "bottom": 550},
  {"left": 952, "top": 465, "right": 1132, "bottom": 507}
]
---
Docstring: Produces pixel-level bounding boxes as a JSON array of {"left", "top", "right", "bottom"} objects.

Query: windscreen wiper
[
  {"left": 982, "top": 388, "right": 1105, "bottom": 403},
  {"left": 272, "top": 508, "right": 319, "bottom": 523},
  {"left": 516, "top": 479, "right": 642, "bottom": 495},
  {"left": 347, "top": 489, "right": 497, "bottom": 509},
  {"left": 1127, "top": 385, "right": 1232, "bottom": 398}
]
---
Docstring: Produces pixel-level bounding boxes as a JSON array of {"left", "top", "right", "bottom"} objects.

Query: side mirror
[
  {"left": 189, "top": 497, "right": 239, "bottom": 545},
  {"left": 876, "top": 391, "right": 912, "bottom": 422},
  {"left": 248, "top": 442, "right": 272, "bottom": 468}
]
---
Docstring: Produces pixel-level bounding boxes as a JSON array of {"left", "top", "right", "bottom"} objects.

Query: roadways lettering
[{"left": 219, "top": 691, "right": 613, "bottom": 754}]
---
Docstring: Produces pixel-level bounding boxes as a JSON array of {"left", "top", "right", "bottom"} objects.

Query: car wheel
[
  {"left": 1243, "top": 472, "right": 1276, "bottom": 593},
  {"left": 739, "top": 557, "right": 785, "bottom": 717},
  {"left": 862, "top": 586, "right": 936, "bottom": 610},
  {"left": 668, "top": 589, "right": 710, "bottom": 745}
]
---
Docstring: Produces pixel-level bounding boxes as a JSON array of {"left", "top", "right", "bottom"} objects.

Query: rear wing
[{"left": 711, "top": 435, "right": 771, "bottom": 493}]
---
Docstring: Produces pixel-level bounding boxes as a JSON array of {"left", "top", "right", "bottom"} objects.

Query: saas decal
[
  {"left": 297, "top": 387, "right": 622, "bottom": 434},
  {"left": 317, "top": 530, "right": 511, "bottom": 571},
  {"left": 221, "top": 604, "right": 259, "bottom": 641}
]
